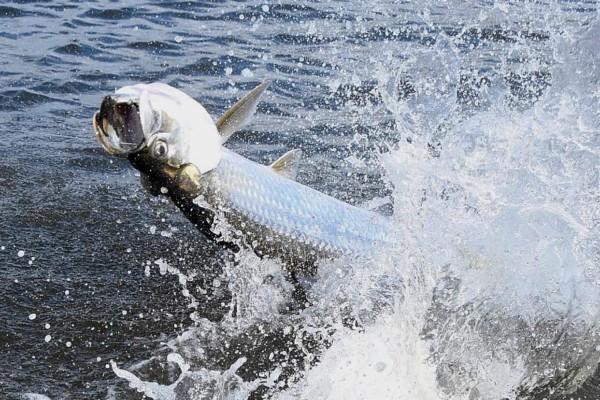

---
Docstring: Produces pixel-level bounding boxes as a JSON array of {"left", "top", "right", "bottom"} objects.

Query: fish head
[{"left": 93, "top": 82, "right": 222, "bottom": 174}]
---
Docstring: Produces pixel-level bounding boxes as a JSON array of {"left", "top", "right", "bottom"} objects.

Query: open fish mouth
[{"left": 93, "top": 95, "right": 146, "bottom": 155}]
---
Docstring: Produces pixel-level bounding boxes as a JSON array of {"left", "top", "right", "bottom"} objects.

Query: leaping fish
[{"left": 93, "top": 81, "right": 393, "bottom": 268}]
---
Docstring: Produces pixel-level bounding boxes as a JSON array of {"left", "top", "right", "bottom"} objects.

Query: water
[{"left": 1, "top": 1, "right": 600, "bottom": 399}]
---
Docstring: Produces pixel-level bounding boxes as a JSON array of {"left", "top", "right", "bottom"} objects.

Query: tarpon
[{"left": 93, "top": 81, "right": 393, "bottom": 268}]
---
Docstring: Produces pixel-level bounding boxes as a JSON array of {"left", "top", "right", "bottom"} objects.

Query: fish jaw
[
  {"left": 93, "top": 104, "right": 145, "bottom": 156},
  {"left": 128, "top": 150, "right": 204, "bottom": 201}
]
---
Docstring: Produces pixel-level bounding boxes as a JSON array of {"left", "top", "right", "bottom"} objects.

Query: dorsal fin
[
  {"left": 216, "top": 80, "right": 271, "bottom": 143},
  {"left": 270, "top": 149, "right": 302, "bottom": 179}
]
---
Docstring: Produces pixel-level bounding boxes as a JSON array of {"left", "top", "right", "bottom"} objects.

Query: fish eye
[{"left": 153, "top": 140, "right": 169, "bottom": 159}]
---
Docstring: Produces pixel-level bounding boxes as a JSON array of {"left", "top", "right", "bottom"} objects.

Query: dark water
[{"left": 1, "top": 1, "right": 600, "bottom": 399}]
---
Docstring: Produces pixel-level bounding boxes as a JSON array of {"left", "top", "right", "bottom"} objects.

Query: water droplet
[
  {"left": 66, "top": 341, "right": 72, "bottom": 348},
  {"left": 375, "top": 362, "right": 387, "bottom": 372},
  {"left": 17, "top": 250, "right": 25, "bottom": 258},
  {"left": 174, "top": 35, "right": 183, "bottom": 43},
  {"left": 45, "top": 323, "right": 50, "bottom": 329},
  {"left": 262, "top": 5, "right": 269, "bottom": 12},
  {"left": 44, "top": 335, "right": 51, "bottom": 343},
  {"left": 28, "top": 313, "right": 36, "bottom": 321}
]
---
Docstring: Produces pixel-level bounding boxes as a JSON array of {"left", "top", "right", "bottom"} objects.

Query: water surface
[{"left": 1, "top": 1, "right": 600, "bottom": 399}]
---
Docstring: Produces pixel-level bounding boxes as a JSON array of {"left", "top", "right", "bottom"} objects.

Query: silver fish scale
[{"left": 201, "top": 149, "right": 393, "bottom": 257}]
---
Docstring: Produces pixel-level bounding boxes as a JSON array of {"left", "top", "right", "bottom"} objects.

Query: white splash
[{"left": 110, "top": 3, "right": 600, "bottom": 399}]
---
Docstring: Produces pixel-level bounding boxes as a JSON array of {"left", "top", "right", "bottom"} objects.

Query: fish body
[
  {"left": 196, "top": 148, "right": 392, "bottom": 261},
  {"left": 94, "top": 81, "right": 393, "bottom": 266}
]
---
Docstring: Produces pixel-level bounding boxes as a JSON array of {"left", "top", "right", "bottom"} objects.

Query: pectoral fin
[
  {"left": 216, "top": 80, "right": 271, "bottom": 143},
  {"left": 270, "top": 149, "right": 302, "bottom": 179}
]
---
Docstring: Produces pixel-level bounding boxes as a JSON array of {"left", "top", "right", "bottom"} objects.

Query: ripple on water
[
  {"left": 80, "top": 7, "right": 140, "bottom": 20},
  {"left": 32, "top": 81, "right": 96, "bottom": 95},
  {"left": 151, "top": 1, "right": 220, "bottom": 15},
  {"left": 0, "top": 32, "right": 18, "bottom": 40},
  {"left": 0, "top": 5, "right": 23, "bottom": 16},
  {"left": 54, "top": 42, "right": 102, "bottom": 57},
  {"left": 0, "top": 5, "right": 27, "bottom": 17},
  {"left": 61, "top": 18, "right": 102, "bottom": 28},
  {"left": 127, "top": 40, "right": 183, "bottom": 56},
  {"left": 352, "top": 26, "right": 437, "bottom": 46},
  {"left": 265, "top": 3, "right": 330, "bottom": 22},
  {"left": 172, "top": 58, "right": 239, "bottom": 77},
  {"left": 273, "top": 33, "right": 338, "bottom": 46},
  {"left": 0, "top": 6, "right": 54, "bottom": 18},
  {"left": 0, "top": 90, "right": 54, "bottom": 111},
  {"left": 36, "top": 54, "right": 79, "bottom": 67},
  {"left": 54, "top": 42, "right": 130, "bottom": 63}
]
